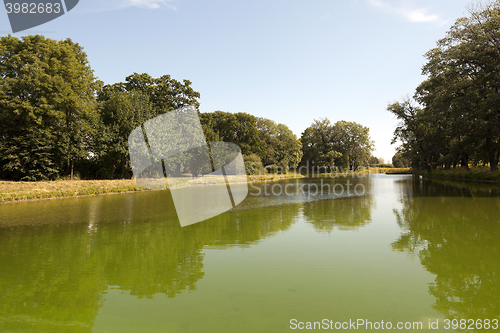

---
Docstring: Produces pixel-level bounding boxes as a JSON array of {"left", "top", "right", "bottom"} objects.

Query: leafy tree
[
  {"left": 97, "top": 90, "right": 154, "bottom": 178},
  {"left": 199, "top": 111, "right": 266, "bottom": 156},
  {"left": 300, "top": 118, "right": 374, "bottom": 170},
  {"left": 96, "top": 74, "right": 201, "bottom": 179},
  {"left": 300, "top": 118, "right": 342, "bottom": 170},
  {"left": 243, "top": 153, "right": 264, "bottom": 175},
  {"left": 0, "top": 35, "right": 99, "bottom": 180},
  {"left": 332, "top": 120, "right": 374, "bottom": 170},
  {"left": 390, "top": 1, "right": 500, "bottom": 172},
  {"left": 256, "top": 117, "right": 302, "bottom": 169},
  {"left": 101, "top": 72, "right": 201, "bottom": 114},
  {"left": 387, "top": 98, "right": 437, "bottom": 171},
  {"left": 392, "top": 152, "right": 410, "bottom": 168},
  {"left": 369, "top": 156, "right": 380, "bottom": 165}
]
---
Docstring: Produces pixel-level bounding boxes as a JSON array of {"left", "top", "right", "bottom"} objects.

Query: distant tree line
[
  {"left": 300, "top": 118, "right": 374, "bottom": 172},
  {"left": 0, "top": 35, "right": 374, "bottom": 181},
  {"left": 388, "top": 1, "right": 500, "bottom": 172}
]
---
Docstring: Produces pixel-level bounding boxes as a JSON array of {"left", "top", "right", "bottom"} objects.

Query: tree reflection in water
[
  {"left": 0, "top": 190, "right": 299, "bottom": 332},
  {"left": 392, "top": 177, "right": 500, "bottom": 331}
]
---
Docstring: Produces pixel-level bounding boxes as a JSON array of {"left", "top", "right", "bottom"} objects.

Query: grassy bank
[
  {"left": 0, "top": 179, "right": 146, "bottom": 203},
  {"left": 413, "top": 167, "right": 500, "bottom": 183},
  {"left": 384, "top": 168, "right": 412, "bottom": 174},
  {"left": 0, "top": 173, "right": 305, "bottom": 204},
  {"left": 382, "top": 166, "right": 500, "bottom": 182}
]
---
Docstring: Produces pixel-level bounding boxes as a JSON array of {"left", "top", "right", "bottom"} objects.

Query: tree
[
  {"left": 300, "top": 118, "right": 341, "bottom": 170},
  {"left": 369, "top": 156, "right": 380, "bottom": 165},
  {"left": 105, "top": 72, "right": 201, "bottom": 114},
  {"left": 332, "top": 121, "right": 374, "bottom": 170},
  {"left": 387, "top": 98, "right": 438, "bottom": 172},
  {"left": 392, "top": 152, "right": 410, "bottom": 168},
  {"left": 256, "top": 117, "right": 303, "bottom": 169},
  {"left": 97, "top": 90, "right": 154, "bottom": 178},
  {"left": 390, "top": 1, "right": 500, "bottom": 172},
  {"left": 0, "top": 35, "right": 99, "bottom": 180},
  {"left": 96, "top": 73, "right": 201, "bottom": 179},
  {"left": 300, "top": 118, "right": 374, "bottom": 171},
  {"left": 199, "top": 111, "right": 266, "bottom": 157}
]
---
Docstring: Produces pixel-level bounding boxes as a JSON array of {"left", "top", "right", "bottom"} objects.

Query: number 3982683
[{"left": 5, "top": 3, "right": 61, "bottom": 14}]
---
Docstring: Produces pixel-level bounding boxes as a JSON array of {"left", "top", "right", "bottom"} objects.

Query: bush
[
  {"left": 264, "top": 164, "right": 284, "bottom": 174},
  {"left": 245, "top": 161, "right": 265, "bottom": 175},
  {"left": 371, "top": 164, "right": 394, "bottom": 168}
]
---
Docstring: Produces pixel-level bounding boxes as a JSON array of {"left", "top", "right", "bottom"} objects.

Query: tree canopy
[
  {"left": 256, "top": 117, "right": 303, "bottom": 169},
  {"left": 389, "top": 1, "right": 500, "bottom": 172},
  {"left": 300, "top": 118, "right": 374, "bottom": 170},
  {"left": 199, "top": 111, "right": 266, "bottom": 157},
  {"left": 0, "top": 35, "right": 376, "bottom": 180},
  {"left": 0, "top": 35, "right": 99, "bottom": 180}
]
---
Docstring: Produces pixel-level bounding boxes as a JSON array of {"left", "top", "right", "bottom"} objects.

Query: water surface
[{"left": 0, "top": 175, "right": 499, "bottom": 332}]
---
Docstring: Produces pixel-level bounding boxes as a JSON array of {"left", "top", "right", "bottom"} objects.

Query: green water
[{"left": 0, "top": 175, "right": 499, "bottom": 332}]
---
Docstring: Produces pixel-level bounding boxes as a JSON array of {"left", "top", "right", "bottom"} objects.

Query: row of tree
[
  {"left": 389, "top": 1, "right": 500, "bottom": 172},
  {"left": 0, "top": 35, "right": 374, "bottom": 181}
]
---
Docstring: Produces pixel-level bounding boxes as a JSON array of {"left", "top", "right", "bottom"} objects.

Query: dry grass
[
  {"left": 384, "top": 168, "right": 412, "bottom": 174},
  {"left": 0, "top": 173, "right": 306, "bottom": 203},
  {"left": 0, "top": 179, "right": 145, "bottom": 203},
  {"left": 247, "top": 173, "right": 304, "bottom": 182}
]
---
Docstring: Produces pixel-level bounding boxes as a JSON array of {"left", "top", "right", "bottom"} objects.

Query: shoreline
[
  {"left": 418, "top": 174, "right": 500, "bottom": 184},
  {"left": 5, "top": 168, "right": 499, "bottom": 204},
  {"left": 0, "top": 174, "right": 305, "bottom": 204}
]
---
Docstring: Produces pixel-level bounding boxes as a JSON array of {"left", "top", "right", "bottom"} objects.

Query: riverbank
[
  {"left": 0, "top": 173, "right": 305, "bottom": 204},
  {"left": 384, "top": 168, "right": 412, "bottom": 174},
  {"left": 385, "top": 166, "right": 500, "bottom": 183},
  {"left": 0, "top": 179, "right": 144, "bottom": 203},
  {"left": 414, "top": 167, "right": 500, "bottom": 183}
]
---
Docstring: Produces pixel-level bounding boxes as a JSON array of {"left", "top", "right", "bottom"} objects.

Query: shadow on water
[
  {"left": 395, "top": 175, "right": 500, "bottom": 198},
  {"left": 392, "top": 177, "right": 500, "bottom": 332}
]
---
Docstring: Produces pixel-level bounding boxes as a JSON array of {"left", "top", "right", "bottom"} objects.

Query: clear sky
[{"left": 1, "top": 0, "right": 475, "bottom": 162}]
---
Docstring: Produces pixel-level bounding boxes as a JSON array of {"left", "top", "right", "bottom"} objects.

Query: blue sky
[{"left": 1, "top": 0, "right": 475, "bottom": 161}]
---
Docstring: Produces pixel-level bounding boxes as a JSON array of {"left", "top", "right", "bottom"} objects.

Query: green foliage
[
  {"left": 369, "top": 156, "right": 380, "bottom": 165},
  {"left": 256, "top": 117, "right": 303, "bottom": 169},
  {"left": 243, "top": 154, "right": 264, "bottom": 175},
  {"left": 392, "top": 152, "right": 410, "bottom": 168},
  {"left": 300, "top": 118, "right": 374, "bottom": 170},
  {"left": 96, "top": 90, "right": 154, "bottom": 178},
  {"left": 300, "top": 118, "right": 341, "bottom": 168},
  {"left": 99, "top": 73, "right": 200, "bottom": 114},
  {"left": 390, "top": 2, "right": 500, "bottom": 172},
  {"left": 199, "top": 111, "right": 266, "bottom": 156},
  {"left": 372, "top": 164, "right": 393, "bottom": 168},
  {"left": 0, "top": 35, "right": 99, "bottom": 180}
]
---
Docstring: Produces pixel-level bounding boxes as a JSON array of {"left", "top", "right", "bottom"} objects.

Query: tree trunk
[
  {"left": 425, "top": 160, "right": 432, "bottom": 173},
  {"left": 461, "top": 154, "right": 469, "bottom": 171},
  {"left": 486, "top": 137, "right": 499, "bottom": 171},
  {"left": 121, "top": 155, "right": 126, "bottom": 179},
  {"left": 489, "top": 151, "right": 499, "bottom": 171},
  {"left": 71, "top": 159, "right": 74, "bottom": 180}
]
